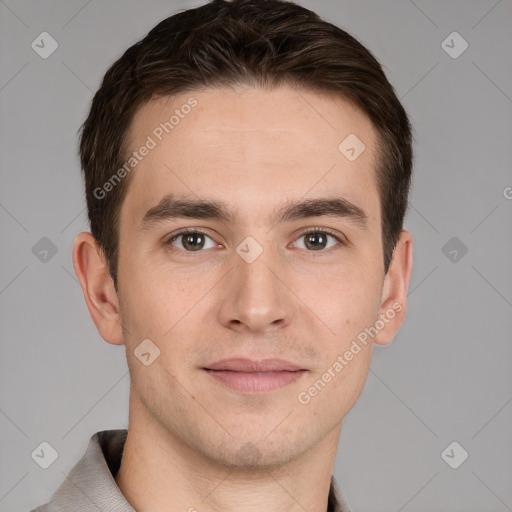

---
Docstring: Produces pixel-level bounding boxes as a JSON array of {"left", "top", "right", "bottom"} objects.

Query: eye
[
  {"left": 293, "top": 227, "right": 344, "bottom": 252},
  {"left": 165, "top": 227, "right": 346, "bottom": 254},
  {"left": 166, "top": 229, "right": 217, "bottom": 252}
]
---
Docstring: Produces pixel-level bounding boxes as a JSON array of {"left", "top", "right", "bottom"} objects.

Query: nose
[{"left": 217, "top": 245, "right": 294, "bottom": 333}]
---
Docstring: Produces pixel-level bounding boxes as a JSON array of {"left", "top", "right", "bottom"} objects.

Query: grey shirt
[{"left": 31, "top": 429, "right": 352, "bottom": 512}]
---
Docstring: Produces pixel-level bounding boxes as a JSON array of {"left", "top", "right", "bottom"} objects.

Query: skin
[{"left": 73, "top": 84, "right": 413, "bottom": 512}]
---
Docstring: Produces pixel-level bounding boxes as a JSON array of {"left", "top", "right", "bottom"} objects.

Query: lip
[
  {"left": 203, "top": 358, "right": 307, "bottom": 393},
  {"left": 205, "top": 358, "right": 304, "bottom": 372}
]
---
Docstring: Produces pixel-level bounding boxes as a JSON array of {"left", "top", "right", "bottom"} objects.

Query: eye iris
[
  {"left": 183, "top": 233, "right": 204, "bottom": 251},
  {"left": 305, "top": 232, "right": 327, "bottom": 250}
]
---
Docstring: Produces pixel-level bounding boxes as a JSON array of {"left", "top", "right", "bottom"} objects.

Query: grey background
[{"left": 1, "top": 1, "right": 511, "bottom": 511}]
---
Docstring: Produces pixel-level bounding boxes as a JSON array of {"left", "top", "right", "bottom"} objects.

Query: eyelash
[{"left": 165, "top": 227, "right": 346, "bottom": 255}]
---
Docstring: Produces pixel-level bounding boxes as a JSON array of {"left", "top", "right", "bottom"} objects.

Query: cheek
[
  {"left": 118, "top": 255, "right": 218, "bottom": 349},
  {"left": 296, "top": 337, "right": 373, "bottom": 424},
  {"left": 296, "top": 263, "right": 382, "bottom": 337}
]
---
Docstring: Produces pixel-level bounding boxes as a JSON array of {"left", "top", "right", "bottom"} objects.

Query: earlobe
[
  {"left": 72, "top": 232, "right": 124, "bottom": 345},
  {"left": 373, "top": 229, "right": 413, "bottom": 346}
]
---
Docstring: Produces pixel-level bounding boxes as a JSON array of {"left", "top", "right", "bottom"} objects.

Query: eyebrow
[{"left": 140, "top": 193, "right": 368, "bottom": 231}]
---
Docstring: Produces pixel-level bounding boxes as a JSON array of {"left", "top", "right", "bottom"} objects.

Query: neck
[{"left": 115, "top": 391, "right": 342, "bottom": 512}]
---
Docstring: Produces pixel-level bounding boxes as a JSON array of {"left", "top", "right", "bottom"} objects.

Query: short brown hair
[{"left": 79, "top": 0, "right": 413, "bottom": 291}]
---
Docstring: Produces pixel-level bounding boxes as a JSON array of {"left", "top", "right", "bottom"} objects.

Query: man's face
[{"left": 116, "top": 85, "right": 389, "bottom": 467}]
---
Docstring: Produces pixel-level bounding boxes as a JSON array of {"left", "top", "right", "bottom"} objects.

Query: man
[{"left": 32, "top": 0, "right": 413, "bottom": 510}]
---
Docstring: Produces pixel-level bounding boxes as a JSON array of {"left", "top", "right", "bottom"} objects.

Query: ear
[
  {"left": 373, "top": 229, "right": 413, "bottom": 346},
  {"left": 72, "top": 232, "right": 124, "bottom": 345}
]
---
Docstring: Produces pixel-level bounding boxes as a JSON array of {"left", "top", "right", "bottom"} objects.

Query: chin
[{"left": 197, "top": 430, "right": 313, "bottom": 470}]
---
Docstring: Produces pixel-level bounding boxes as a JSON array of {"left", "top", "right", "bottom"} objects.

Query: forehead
[{"left": 121, "top": 85, "right": 380, "bottom": 229}]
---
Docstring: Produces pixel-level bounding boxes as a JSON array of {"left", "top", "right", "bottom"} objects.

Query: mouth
[{"left": 203, "top": 358, "right": 308, "bottom": 393}]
